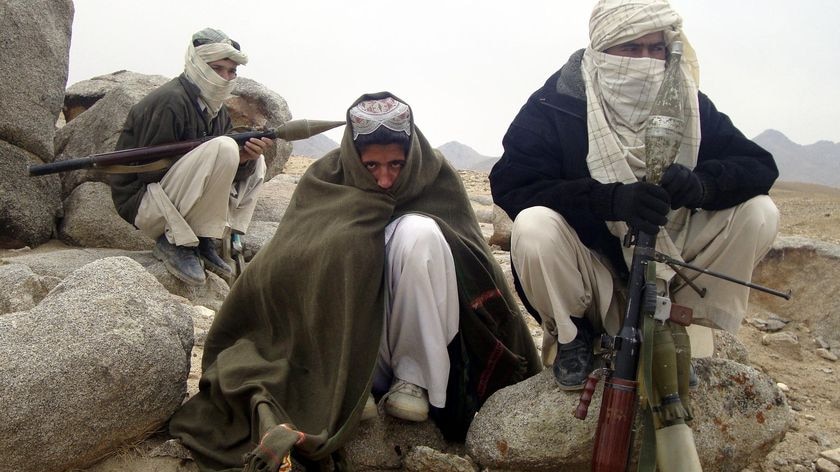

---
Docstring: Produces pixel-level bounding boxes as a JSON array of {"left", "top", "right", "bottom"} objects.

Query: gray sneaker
[
  {"left": 153, "top": 236, "right": 206, "bottom": 286},
  {"left": 198, "top": 237, "right": 234, "bottom": 278}
]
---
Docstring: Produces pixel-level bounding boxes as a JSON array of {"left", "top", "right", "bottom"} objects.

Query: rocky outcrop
[
  {"left": 251, "top": 173, "right": 299, "bottom": 223},
  {"left": 0, "top": 0, "right": 73, "bottom": 248},
  {"left": 59, "top": 181, "right": 154, "bottom": 250},
  {"left": 0, "top": 0, "right": 74, "bottom": 160},
  {"left": 1, "top": 244, "right": 229, "bottom": 312},
  {"left": 0, "top": 141, "right": 63, "bottom": 248},
  {"left": 55, "top": 74, "right": 168, "bottom": 197},
  {"left": 229, "top": 77, "right": 294, "bottom": 181},
  {"left": 0, "top": 263, "right": 60, "bottom": 315},
  {"left": 0, "top": 257, "right": 193, "bottom": 472},
  {"left": 465, "top": 359, "right": 791, "bottom": 472},
  {"left": 62, "top": 70, "right": 170, "bottom": 123}
]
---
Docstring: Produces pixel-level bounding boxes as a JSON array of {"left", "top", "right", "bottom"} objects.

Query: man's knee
[
  {"left": 206, "top": 136, "right": 240, "bottom": 169},
  {"left": 396, "top": 215, "right": 446, "bottom": 252},
  {"left": 738, "top": 195, "right": 779, "bottom": 247},
  {"left": 512, "top": 206, "right": 574, "bottom": 254}
]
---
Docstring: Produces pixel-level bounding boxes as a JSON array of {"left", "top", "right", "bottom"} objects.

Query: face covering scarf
[{"left": 183, "top": 42, "right": 247, "bottom": 117}]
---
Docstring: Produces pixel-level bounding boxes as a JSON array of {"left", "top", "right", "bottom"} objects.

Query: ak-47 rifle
[
  {"left": 28, "top": 119, "right": 345, "bottom": 177},
  {"left": 573, "top": 42, "right": 791, "bottom": 472}
]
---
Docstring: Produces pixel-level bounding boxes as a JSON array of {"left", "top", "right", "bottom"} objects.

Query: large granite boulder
[
  {"left": 466, "top": 358, "right": 791, "bottom": 472},
  {"left": 62, "top": 70, "right": 170, "bottom": 123},
  {"left": 1, "top": 245, "right": 230, "bottom": 311},
  {"left": 251, "top": 173, "right": 299, "bottom": 223},
  {"left": 344, "top": 415, "right": 453, "bottom": 469},
  {"left": 0, "top": 257, "right": 194, "bottom": 472},
  {"left": 55, "top": 73, "right": 169, "bottom": 197},
  {"left": 59, "top": 181, "right": 154, "bottom": 250},
  {"left": 0, "top": 263, "right": 60, "bottom": 315},
  {"left": 0, "top": 0, "right": 72, "bottom": 249},
  {"left": 0, "top": 141, "right": 62, "bottom": 248},
  {"left": 0, "top": 0, "right": 74, "bottom": 160},
  {"left": 228, "top": 77, "right": 294, "bottom": 180}
]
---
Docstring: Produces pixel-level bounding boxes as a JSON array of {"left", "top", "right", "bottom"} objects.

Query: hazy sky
[{"left": 67, "top": 0, "right": 840, "bottom": 156}]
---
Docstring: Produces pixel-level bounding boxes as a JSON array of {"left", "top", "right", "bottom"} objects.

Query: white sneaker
[
  {"left": 384, "top": 379, "right": 428, "bottom": 422},
  {"left": 361, "top": 394, "right": 377, "bottom": 421}
]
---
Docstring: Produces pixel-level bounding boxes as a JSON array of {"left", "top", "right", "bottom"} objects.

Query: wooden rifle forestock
[{"left": 587, "top": 231, "right": 656, "bottom": 472}]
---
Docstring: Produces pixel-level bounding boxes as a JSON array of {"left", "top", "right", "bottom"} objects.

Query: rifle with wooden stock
[{"left": 28, "top": 119, "right": 345, "bottom": 177}]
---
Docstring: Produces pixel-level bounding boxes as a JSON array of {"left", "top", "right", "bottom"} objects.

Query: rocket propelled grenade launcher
[
  {"left": 28, "top": 119, "right": 346, "bottom": 177},
  {"left": 579, "top": 41, "right": 702, "bottom": 472}
]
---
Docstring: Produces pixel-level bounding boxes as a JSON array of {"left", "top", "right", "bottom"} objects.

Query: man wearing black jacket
[{"left": 490, "top": 0, "right": 779, "bottom": 390}]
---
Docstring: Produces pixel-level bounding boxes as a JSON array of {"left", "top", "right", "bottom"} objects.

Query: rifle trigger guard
[{"left": 653, "top": 296, "right": 671, "bottom": 322}]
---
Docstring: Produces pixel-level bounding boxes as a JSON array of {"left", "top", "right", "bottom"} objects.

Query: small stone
[
  {"left": 777, "top": 383, "right": 790, "bottom": 392},
  {"left": 794, "top": 464, "right": 809, "bottom": 472},
  {"left": 822, "top": 368, "right": 835, "bottom": 374},
  {"left": 150, "top": 439, "right": 193, "bottom": 460},
  {"left": 818, "top": 457, "right": 840, "bottom": 472},
  {"left": 821, "top": 447, "right": 840, "bottom": 465},
  {"left": 810, "top": 433, "right": 834, "bottom": 448},
  {"left": 762, "top": 332, "right": 803, "bottom": 360},
  {"left": 404, "top": 446, "right": 478, "bottom": 472},
  {"left": 767, "top": 313, "right": 791, "bottom": 324},
  {"left": 749, "top": 318, "right": 768, "bottom": 329},
  {"left": 817, "top": 348, "right": 839, "bottom": 362},
  {"left": 763, "top": 319, "right": 787, "bottom": 332},
  {"left": 805, "top": 414, "right": 817, "bottom": 421},
  {"left": 815, "top": 336, "right": 831, "bottom": 349}
]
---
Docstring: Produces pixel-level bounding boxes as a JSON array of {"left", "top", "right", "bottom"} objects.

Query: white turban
[{"left": 183, "top": 28, "right": 248, "bottom": 117}]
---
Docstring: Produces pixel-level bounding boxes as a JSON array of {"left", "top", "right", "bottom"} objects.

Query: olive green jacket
[{"left": 109, "top": 74, "right": 255, "bottom": 224}]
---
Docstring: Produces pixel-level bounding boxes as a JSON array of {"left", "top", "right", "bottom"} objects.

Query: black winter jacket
[{"left": 490, "top": 61, "right": 778, "bottom": 279}]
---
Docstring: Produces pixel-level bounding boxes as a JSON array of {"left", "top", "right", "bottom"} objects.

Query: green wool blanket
[{"left": 169, "top": 92, "right": 541, "bottom": 471}]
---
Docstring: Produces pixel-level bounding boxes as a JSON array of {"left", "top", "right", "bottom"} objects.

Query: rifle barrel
[{"left": 655, "top": 253, "right": 792, "bottom": 300}]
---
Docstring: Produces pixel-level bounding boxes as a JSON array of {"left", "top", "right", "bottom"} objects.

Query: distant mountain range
[
  {"left": 291, "top": 134, "right": 338, "bottom": 158},
  {"left": 292, "top": 136, "right": 500, "bottom": 172},
  {"left": 292, "top": 129, "right": 839, "bottom": 189},
  {"left": 437, "top": 142, "right": 499, "bottom": 172},
  {"left": 753, "top": 130, "right": 840, "bottom": 188}
]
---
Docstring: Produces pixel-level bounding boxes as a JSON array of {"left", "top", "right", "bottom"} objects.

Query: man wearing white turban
[
  {"left": 110, "top": 28, "right": 271, "bottom": 286},
  {"left": 490, "top": 0, "right": 779, "bottom": 390}
]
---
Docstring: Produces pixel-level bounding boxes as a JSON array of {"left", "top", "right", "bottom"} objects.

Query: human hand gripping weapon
[
  {"left": 27, "top": 119, "right": 346, "bottom": 177},
  {"left": 573, "top": 41, "right": 790, "bottom": 472}
]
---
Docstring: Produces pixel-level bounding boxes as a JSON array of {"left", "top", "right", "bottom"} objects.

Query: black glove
[
  {"left": 660, "top": 163, "right": 704, "bottom": 210},
  {"left": 612, "top": 182, "right": 670, "bottom": 235}
]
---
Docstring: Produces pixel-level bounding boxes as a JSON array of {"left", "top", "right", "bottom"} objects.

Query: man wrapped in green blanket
[{"left": 169, "top": 92, "right": 541, "bottom": 471}]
